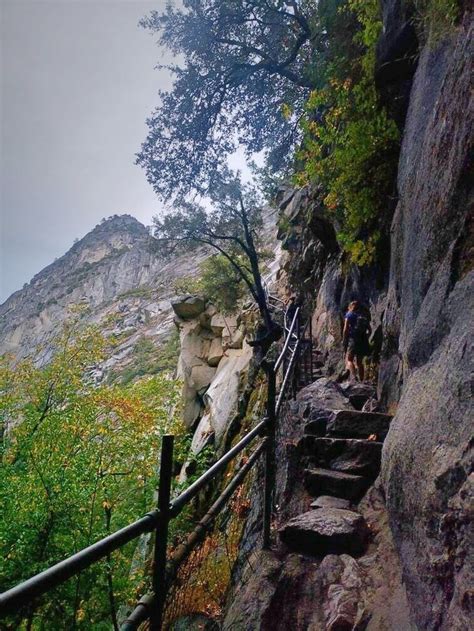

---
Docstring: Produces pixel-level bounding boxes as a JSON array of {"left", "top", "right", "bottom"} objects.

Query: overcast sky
[{"left": 0, "top": 0, "right": 175, "bottom": 302}]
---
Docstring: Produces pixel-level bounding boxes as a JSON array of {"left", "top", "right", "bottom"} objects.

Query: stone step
[
  {"left": 326, "top": 410, "right": 393, "bottom": 440},
  {"left": 299, "top": 436, "right": 383, "bottom": 478},
  {"left": 304, "top": 467, "right": 370, "bottom": 501},
  {"left": 279, "top": 508, "right": 370, "bottom": 556},
  {"left": 310, "top": 496, "right": 352, "bottom": 510},
  {"left": 303, "top": 415, "right": 329, "bottom": 437},
  {"left": 338, "top": 382, "right": 376, "bottom": 411}
]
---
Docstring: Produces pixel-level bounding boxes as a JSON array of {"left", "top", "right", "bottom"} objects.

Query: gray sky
[{"left": 0, "top": 0, "right": 173, "bottom": 302}]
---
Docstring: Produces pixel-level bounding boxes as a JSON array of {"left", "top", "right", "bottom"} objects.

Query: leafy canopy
[
  {"left": 152, "top": 169, "right": 278, "bottom": 338},
  {"left": 0, "top": 323, "right": 183, "bottom": 629},
  {"left": 137, "top": 0, "right": 355, "bottom": 201}
]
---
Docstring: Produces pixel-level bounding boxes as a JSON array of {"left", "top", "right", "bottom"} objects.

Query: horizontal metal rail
[
  {"left": 121, "top": 440, "right": 266, "bottom": 630},
  {"left": 170, "top": 418, "right": 267, "bottom": 516},
  {"left": 0, "top": 511, "right": 160, "bottom": 616},
  {"left": 276, "top": 337, "right": 301, "bottom": 415},
  {"left": 121, "top": 594, "right": 155, "bottom": 631}
]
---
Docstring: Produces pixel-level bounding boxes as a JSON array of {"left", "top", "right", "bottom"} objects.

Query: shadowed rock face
[
  {"left": 376, "top": 0, "right": 419, "bottom": 127},
  {"left": 380, "top": 6, "right": 473, "bottom": 629}
]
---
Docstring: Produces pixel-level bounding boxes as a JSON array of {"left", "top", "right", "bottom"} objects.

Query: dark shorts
[{"left": 347, "top": 336, "right": 370, "bottom": 359}]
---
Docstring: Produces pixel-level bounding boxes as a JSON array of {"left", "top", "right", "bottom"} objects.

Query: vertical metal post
[
  {"left": 263, "top": 365, "right": 276, "bottom": 549},
  {"left": 150, "top": 434, "right": 174, "bottom": 631}
]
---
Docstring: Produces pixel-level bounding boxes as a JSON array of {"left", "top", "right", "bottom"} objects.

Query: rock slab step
[
  {"left": 310, "top": 496, "right": 352, "bottom": 510},
  {"left": 299, "top": 436, "right": 383, "bottom": 477},
  {"left": 304, "top": 468, "right": 370, "bottom": 501},
  {"left": 279, "top": 508, "right": 370, "bottom": 556},
  {"left": 326, "top": 410, "right": 393, "bottom": 440}
]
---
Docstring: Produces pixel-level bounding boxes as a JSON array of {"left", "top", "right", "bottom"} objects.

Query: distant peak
[{"left": 94, "top": 214, "right": 147, "bottom": 232}]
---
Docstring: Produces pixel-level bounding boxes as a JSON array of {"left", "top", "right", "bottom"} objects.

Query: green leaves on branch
[
  {"left": 136, "top": 1, "right": 340, "bottom": 201},
  {"left": 0, "top": 324, "right": 184, "bottom": 629},
  {"left": 295, "top": 0, "right": 400, "bottom": 265}
]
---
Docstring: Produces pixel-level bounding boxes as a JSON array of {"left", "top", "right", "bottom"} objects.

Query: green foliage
[
  {"left": 108, "top": 330, "right": 181, "bottom": 385},
  {"left": 0, "top": 323, "right": 184, "bottom": 629},
  {"left": 173, "top": 275, "right": 203, "bottom": 295},
  {"left": 413, "top": 0, "right": 461, "bottom": 43},
  {"left": 137, "top": 1, "right": 323, "bottom": 201},
  {"left": 295, "top": 0, "right": 400, "bottom": 265},
  {"left": 117, "top": 286, "right": 155, "bottom": 299},
  {"left": 199, "top": 255, "right": 247, "bottom": 314},
  {"left": 152, "top": 169, "right": 276, "bottom": 334}
]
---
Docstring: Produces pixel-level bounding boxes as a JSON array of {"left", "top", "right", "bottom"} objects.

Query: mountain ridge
[{"left": 0, "top": 213, "right": 206, "bottom": 374}]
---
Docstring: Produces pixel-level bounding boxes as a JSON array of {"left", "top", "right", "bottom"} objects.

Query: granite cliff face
[
  {"left": 380, "top": 6, "right": 473, "bottom": 629},
  {"left": 0, "top": 214, "right": 207, "bottom": 378},
  {"left": 268, "top": 4, "right": 473, "bottom": 630}
]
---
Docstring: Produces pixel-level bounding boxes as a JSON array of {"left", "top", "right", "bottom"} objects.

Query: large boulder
[
  {"left": 279, "top": 508, "right": 370, "bottom": 556},
  {"left": 202, "top": 345, "right": 253, "bottom": 448},
  {"left": 171, "top": 295, "right": 207, "bottom": 320},
  {"left": 326, "top": 410, "right": 392, "bottom": 441},
  {"left": 295, "top": 378, "right": 354, "bottom": 418}
]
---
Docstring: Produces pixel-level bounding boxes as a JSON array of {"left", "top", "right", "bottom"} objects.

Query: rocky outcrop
[
  {"left": 379, "top": 6, "right": 473, "bottom": 630},
  {"left": 172, "top": 296, "right": 253, "bottom": 453}
]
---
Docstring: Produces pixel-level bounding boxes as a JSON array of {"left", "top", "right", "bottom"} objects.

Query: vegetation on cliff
[
  {"left": 138, "top": 0, "right": 402, "bottom": 265},
  {"left": 0, "top": 322, "right": 184, "bottom": 629}
]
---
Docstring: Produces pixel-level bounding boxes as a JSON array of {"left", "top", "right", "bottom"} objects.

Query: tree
[
  {"left": 137, "top": 0, "right": 354, "bottom": 201},
  {"left": 152, "top": 170, "right": 280, "bottom": 350},
  {"left": 199, "top": 254, "right": 248, "bottom": 315},
  {"left": 0, "top": 324, "right": 183, "bottom": 629}
]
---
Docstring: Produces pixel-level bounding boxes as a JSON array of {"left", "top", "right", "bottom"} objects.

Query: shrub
[{"left": 295, "top": 0, "right": 400, "bottom": 265}]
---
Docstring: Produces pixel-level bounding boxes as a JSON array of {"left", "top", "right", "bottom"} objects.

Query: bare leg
[
  {"left": 346, "top": 351, "right": 357, "bottom": 381},
  {"left": 356, "top": 356, "right": 365, "bottom": 382}
]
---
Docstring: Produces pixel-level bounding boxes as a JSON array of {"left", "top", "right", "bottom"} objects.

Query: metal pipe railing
[
  {"left": 1, "top": 295, "right": 314, "bottom": 629},
  {"left": 275, "top": 306, "right": 300, "bottom": 371},
  {"left": 122, "top": 441, "right": 266, "bottom": 630},
  {"left": 168, "top": 440, "right": 265, "bottom": 577},
  {"left": 170, "top": 418, "right": 268, "bottom": 516},
  {"left": 0, "top": 511, "right": 159, "bottom": 616}
]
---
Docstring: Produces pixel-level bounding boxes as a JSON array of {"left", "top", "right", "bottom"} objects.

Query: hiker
[{"left": 342, "top": 300, "right": 371, "bottom": 382}]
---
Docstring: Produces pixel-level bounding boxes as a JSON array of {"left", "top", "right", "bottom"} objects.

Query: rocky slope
[{"left": 0, "top": 214, "right": 207, "bottom": 379}]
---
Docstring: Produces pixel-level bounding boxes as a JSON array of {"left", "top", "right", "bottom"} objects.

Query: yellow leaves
[
  {"left": 280, "top": 102, "right": 293, "bottom": 120},
  {"left": 324, "top": 191, "right": 339, "bottom": 211},
  {"left": 102, "top": 500, "right": 111, "bottom": 510}
]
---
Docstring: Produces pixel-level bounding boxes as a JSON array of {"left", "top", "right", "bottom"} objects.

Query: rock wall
[
  {"left": 277, "top": 190, "right": 387, "bottom": 378},
  {"left": 380, "top": 5, "right": 473, "bottom": 629},
  {"left": 268, "top": 6, "right": 473, "bottom": 630},
  {"left": 171, "top": 296, "right": 253, "bottom": 458}
]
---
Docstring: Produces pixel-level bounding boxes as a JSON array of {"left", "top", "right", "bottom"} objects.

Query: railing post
[
  {"left": 263, "top": 364, "right": 276, "bottom": 549},
  {"left": 150, "top": 434, "right": 174, "bottom": 631}
]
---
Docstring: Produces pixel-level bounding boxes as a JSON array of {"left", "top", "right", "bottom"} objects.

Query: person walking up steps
[{"left": 343, "top": 300, "right": 371, "bottom": 382}]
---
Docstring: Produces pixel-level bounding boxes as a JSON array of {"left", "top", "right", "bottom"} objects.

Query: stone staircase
[{"left": 278, "top": 383, "right": 392, "bottom": 559}]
